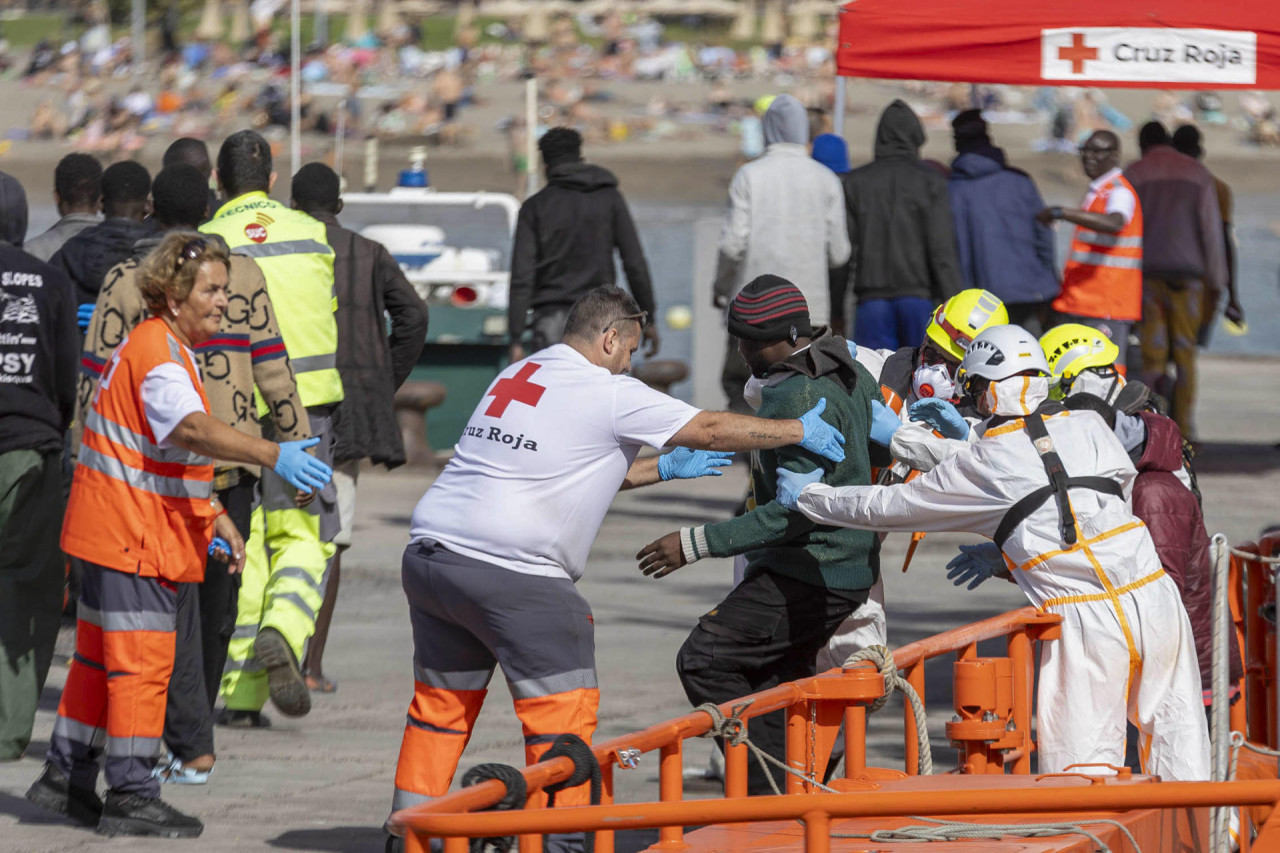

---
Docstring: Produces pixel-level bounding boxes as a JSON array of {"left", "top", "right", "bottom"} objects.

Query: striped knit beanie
[{"left": 727, "top": 274, "right": 812, "bottom": 344}]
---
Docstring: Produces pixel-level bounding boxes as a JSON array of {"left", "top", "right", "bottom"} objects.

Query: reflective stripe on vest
[
  {"left": 1074, "top": 229, "right": 1143, "bottom": 250},
  {"left": 202, "top": 193, "right": 343, "bottom": 407},
  {"left": 83, "top": 409, "right": 211, "bottom": 468},
  {"left": 234, "top": 239, "right": 333, "bottom": 259},
  {"left": 78, "top": 445, "right": 212, "bottom": 500},
  {"left": 1066, "top": 251, "right": 1143, "bottom": 269}
]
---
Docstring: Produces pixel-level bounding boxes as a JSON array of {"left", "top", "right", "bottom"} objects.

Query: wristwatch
[{"left": 1050, "top": 206, "right": 1065, "bottom": 221}]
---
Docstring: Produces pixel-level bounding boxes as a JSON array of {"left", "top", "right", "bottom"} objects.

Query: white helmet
[{"left": 957, "top": 324, "right": 1051, "bottom": 394}]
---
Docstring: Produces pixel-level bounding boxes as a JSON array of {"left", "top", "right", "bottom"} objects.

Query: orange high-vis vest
[
  {"left": 62, "top": 317, "right": 219, "bottom": 583},
  {"left": 1053, "top": 173, "right": 1144, "bottom": 322}
]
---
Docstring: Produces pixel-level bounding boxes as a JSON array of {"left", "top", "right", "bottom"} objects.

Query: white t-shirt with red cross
[{"left": 408, "top": 344, "right": 700, "bottom": 582}]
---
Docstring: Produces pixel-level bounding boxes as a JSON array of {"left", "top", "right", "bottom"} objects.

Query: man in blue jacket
[{"left": 948, "top": 111, "right": 1058, "bottom": 335}]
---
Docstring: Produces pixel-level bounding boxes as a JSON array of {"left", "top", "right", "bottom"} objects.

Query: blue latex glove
[
  {"left": 945, "top": 542, "right": 1007, "bottom": 590},
  {"left": 274, "top": 437, "right": 333, "bottom": 493},
  {"left": 774, "top": 466, "right": 825, "bottom": 511},
  {"left": 208, "top": 536, "right": 232, "bottom": 560},
  {"left": 797, "top": 398, "right": 846, "bottom": 463},
  {"left": 909, "top": 398, "right": 970, "bottom": 441},
  {"left": 658, "top": 447, "right": 734, "bottom": 480},
  {"left": 77, "top": 303, "right": 94, "bottom": 333},
  {"left": 845, "top": 339, "right": 858, "bottom": 361},
  {"left": 869, "top": 399, "right": 902, "bottom": 447}
]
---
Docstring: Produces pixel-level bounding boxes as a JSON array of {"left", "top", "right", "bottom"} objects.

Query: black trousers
[
  {"left": 676, "top": 570, "right": 865, "bottom": 795},
  {"left": 163, "top": 476, "right": 256, "bottom": 760}
]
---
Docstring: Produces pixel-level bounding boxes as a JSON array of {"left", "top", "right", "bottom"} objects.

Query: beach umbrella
[
  {"left": 195, "top": 0, "right": 225, "bottom": 40},
  {"left": 730, "top": 0, "right": 755, "bottom": 39},
  {"left": 456, "top": 0, "right": 477, "bottom": 28},
  {"left": 345, "top": 0, "right": 370, "bottom": 42},
  {"left": 376, "top": 0, "right": 401, "bottom": 33},
  {"left": 760, "top": 0, "right": 783, "bottom": 43},
  {"left": 788, "top": 0, "right": 834, "bottom": 40},
  {"left": 576, "top": 0, "right": 631, "bottom": 15},
  {"left": 678, "top": 0, "right": 742, "bottom": 16},
  {"left": 229, "top": 0, "right": 251, "bottom": 41},
  {"left": 476, "top": 0, "right": 534, "bottom": 18}
]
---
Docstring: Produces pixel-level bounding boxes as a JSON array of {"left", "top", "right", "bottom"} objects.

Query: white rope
[
  {"left": 1220, "top": 542, "right": 1280, "bottom": 564},
  {"left": 843, "top": 645, "right": 933, "bottom": 776},
  {"left": 694, "top": 700, "right": 839, "bottom": 796},
  {"left": 834, "top": 815, "right": 1141, "bottom": 851}
]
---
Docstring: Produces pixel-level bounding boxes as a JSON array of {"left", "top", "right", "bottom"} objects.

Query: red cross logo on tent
[
  {"left": 1059, "top": 32, "right": 1098, "bottom": 75},
  {"left": 485, "top": 362, "right": 547, "bottom": 417}
]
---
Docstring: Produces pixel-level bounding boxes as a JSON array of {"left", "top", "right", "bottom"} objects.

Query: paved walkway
[{"left": 1, "top": 353, "right": 1277, "bottom": 852}]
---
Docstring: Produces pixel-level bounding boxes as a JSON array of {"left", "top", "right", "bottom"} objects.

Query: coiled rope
[
  {"left": 541, "top": 734, "right": 602, "bottom": 853},
  {"left": 843, "top": 645, "right": 933, "bottom": 776},
  {"left": 460, "top": 763, "right": 528, "bottom": 853}
]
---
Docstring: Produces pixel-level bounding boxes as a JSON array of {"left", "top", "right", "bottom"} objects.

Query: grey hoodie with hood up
[
  {"left": 716, "top": 94, "right": 850, "bottom": 324},
  {"left": 842, "top": 99, "right": 962, "bottom": 304}
]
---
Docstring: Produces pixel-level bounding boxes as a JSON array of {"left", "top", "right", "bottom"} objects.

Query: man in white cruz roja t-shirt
[{"left": 388, "top": 286, "right": 850, "bottom": 844}]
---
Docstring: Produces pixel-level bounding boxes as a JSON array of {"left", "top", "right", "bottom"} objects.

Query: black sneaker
[
  {"left": 97, "top": 790, "right": 203, "bottom": 838},
  {"left": 216, "top": 707, "right": 272, "bottom": 728},
  {"left": 254, "top": 627, "right": 311, "bottom": 717},
  {"left": 25, "top": 762, "right": 103, "bottom": 826}
]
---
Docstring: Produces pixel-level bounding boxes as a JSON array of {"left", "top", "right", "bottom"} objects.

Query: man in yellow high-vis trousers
[{"left": 202, "top": 131, "right": 344, "bottom": 723}]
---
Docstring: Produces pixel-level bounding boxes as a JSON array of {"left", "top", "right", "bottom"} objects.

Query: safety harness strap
[
  {"left": 1024, "top": 412, "right": 1076, "bottom": 546},
  {"left": 992, "top": 411, "right": 1126, "bottom": 551}
]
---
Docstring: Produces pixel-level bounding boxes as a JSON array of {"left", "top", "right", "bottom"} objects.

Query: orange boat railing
[
  {"left": 391, "top": 557, "right": 1280, "bottom": 853},
  {"left": 389, "top": 607, "right": 1067, "bottom": 852},
  {"left": 1234, "top": 534, "right": 1280, "bottom": 750}
]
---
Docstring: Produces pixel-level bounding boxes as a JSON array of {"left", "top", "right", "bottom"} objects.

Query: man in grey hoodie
[
  {"left": 714, "top": 94, "right": 850, "bottom": 411},
  {"left": 843, "top": 100, "right": 962, "bottom": 350}
]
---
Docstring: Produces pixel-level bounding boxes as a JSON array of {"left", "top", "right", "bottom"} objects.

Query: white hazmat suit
[{"left": 791, "top": 382, "right": 1210, "bottom": 780}]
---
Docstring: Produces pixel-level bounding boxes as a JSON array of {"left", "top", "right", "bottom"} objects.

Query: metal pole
[
  {"left": 1211, "top": 536, "right": 1231, "bottom": 851},
  {"left": 832, "top": 75, "right": 846, "bottom": 139},
  {"left": 524, "top": 75, "right": 538, "bottom": 198},
  {"left": 334, "top": 97, "right": 347, "bottom": 178},
  {"left": 131, "top": 0, "right": 145, "bottom": 73},
  {"left": 290, "top": 0, "right": 302, "bottom": 178}
]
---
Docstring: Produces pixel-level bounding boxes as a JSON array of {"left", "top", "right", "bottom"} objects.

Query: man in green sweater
[{"left": 637, "top": 274, "right": 879, "bottom": 795}]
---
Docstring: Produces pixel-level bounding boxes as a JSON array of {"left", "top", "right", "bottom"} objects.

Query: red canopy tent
[{"left": 835, "top": 0, "right": 1280, "bottom": 90}]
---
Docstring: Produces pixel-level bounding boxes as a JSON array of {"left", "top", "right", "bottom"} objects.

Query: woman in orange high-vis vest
[
  {"left": 1038, "top": 130, "right": 1144, "bottom": 375},
  {"left": 25, "top": 233, "right": 332, "bottom": 840}
]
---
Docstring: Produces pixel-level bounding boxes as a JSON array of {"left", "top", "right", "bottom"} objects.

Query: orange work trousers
[
  {"left": 391, "top": 540, "right": 599, "bottom": 817},
  {"left": 47, "top": 562, "right": 178, "bottom": 798}
]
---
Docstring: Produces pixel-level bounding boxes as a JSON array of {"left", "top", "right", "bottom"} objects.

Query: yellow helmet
[
  {"left": 754, "top": 94, "right": 778, "bottom": 116},
  {"left": 1039, "top": 323, "right": 1121, "bottom": 399},
  {"left": 924, "top": 289, "right": 1008, "bottom": 362}
]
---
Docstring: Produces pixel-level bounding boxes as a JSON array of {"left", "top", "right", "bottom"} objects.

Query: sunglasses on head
[
  {"left": 604, "top": 311, "right": 649, "bottom": 333},
  {"left": 174, "top": 237, "right": 212, "bottom": 271}
]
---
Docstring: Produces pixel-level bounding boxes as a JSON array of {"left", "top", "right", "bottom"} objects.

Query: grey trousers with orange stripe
[
  {"left": 392, "top": 540, "right": 598, "bottom": 818},
  {"left": 47, "top": 562, "right": 178, "bottom": 797}
]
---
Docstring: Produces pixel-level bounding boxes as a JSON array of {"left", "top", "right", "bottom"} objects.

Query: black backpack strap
[{"left": 991, "top": 409, "right": 1128, "bottom": 551}]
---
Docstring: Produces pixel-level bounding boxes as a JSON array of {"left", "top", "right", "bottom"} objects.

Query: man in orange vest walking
[{"left": 1038, "top": 130, "right": 1143, "bottom": 375}]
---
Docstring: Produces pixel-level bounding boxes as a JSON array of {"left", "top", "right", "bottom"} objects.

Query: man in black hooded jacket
[
  {"left": 508, "top": 127, "right": 659, "bottom": 360},
  {"left": 50, "top": 160, "right": 153, "bottom": 309},
  {"left": 0, "top": 170, "right": 78, "bottom": 762},
  {"left": 843, "top": 100, "right": 962, "bottom": 350}
]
